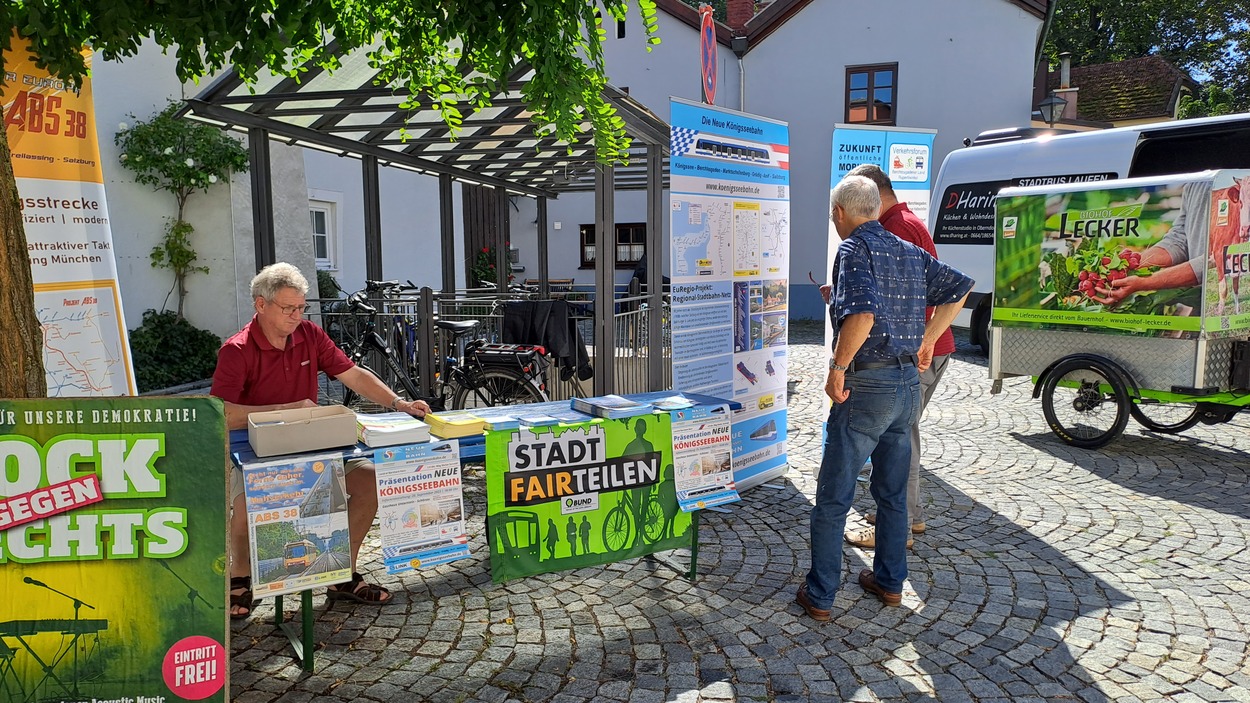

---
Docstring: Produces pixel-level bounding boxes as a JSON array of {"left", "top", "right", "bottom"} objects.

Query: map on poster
[
  {"left": 760, "top": 203, "right": 790, "bottom": 275},
  {"left": 36, "top": 283, "right": 131, "bottom": 396},
  {"left": 672, "top": 198, "right": 733, "bottom": 277}
]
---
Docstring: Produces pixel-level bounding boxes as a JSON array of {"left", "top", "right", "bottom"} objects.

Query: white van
[{"left": 929, "top": 112, "right": 1250, "bottom": 352}]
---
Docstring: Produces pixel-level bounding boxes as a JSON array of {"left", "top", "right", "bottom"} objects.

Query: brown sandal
[
  {"left": 230, "top": 576, "right": 254, "bottom": 620},
  {"left": 327, "top": 572, "right": 392, "bottom": 604}
]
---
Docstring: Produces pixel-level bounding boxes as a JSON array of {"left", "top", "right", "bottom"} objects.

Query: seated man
[{"left": 212, "top": 262, "right": 430, "bottom": 618}]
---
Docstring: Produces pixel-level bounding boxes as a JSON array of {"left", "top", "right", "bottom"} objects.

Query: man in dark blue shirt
[{"left": 797, "top": 175, "right": 973, "bottom": 619}]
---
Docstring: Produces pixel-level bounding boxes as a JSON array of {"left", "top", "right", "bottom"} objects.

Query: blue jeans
[{"left": 806, "top": 365, "right": 919, "bottom": 608}]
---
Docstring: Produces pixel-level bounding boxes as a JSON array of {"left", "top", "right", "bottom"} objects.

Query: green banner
[
  {"left": 996, "top": 180, "right": 1204, "bottom": 337},
  {"left": 993, "top": 306, "right": 1203, "bottom": 332},
  {"left": 0, "top": 397, "right": 228, "bottom": 702},
  {"left": 485, "top": 414, "right": 691, "bottom": 583}
]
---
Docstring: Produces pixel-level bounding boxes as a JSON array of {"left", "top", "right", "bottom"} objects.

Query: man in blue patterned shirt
[{"left": 796, "top": 175, "right": 973, "bottom": 618}]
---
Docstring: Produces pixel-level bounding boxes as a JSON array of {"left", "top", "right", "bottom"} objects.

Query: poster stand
[{"left": 272, "top": 592, "right": 316, "bottom": 671}]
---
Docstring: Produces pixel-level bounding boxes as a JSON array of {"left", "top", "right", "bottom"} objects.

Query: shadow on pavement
[
  {"left": 1011, "top": 426, "right": 1250, "bottom": 521},
  {"left": 656, "top": 471, "right": 1133, "bottom": 702}
]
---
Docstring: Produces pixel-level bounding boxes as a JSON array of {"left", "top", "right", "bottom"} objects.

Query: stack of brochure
[
  {"left": 649, "top": 395, "right": 695, "bottom": 411},
  {"left": 424, "top": 412, "right": 487, "bottom": 438},
  {"left": 570, "top": 394, "right": 655, "bottom": 419},
  {"left": 483, "top": 415, "right": 521, "bottom": 431},
  {"left": 355, "top": 412, "right": 431, "bottom": 447}
]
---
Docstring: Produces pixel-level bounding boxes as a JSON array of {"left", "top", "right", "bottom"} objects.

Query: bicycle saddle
[{"left": 436, "top": 319, "right": 480, "bottom": 334}]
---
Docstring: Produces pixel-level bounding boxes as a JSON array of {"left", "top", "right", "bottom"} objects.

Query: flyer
[
  {"left": 241, "top": 453, "right": 353, "bottom": 598},
  {"left": 374, "top": 440, "right": 470, "bottom": 574}
]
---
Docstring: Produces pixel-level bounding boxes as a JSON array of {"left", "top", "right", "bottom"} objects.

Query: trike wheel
[
  {"left": 1041, "top": 358, "right": 1130, "bottom": 448},
  {"left": 1129, "top": 401, "right": 1201, "bottom": 433}
]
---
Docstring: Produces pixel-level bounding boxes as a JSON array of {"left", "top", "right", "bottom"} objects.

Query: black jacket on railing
[{"left": 502, "top": 299, "right": 594, "bottom": 381}]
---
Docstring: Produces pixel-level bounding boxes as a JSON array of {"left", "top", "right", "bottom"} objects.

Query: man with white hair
[
  {"left": 212, "top": 262, "right": 430, "bottom": 619},
  {"left": 797, "top": 176, "right": 972, "bottom": 619}
]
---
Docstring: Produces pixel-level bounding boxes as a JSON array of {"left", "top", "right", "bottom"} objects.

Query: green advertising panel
[
  {"left": 1201, "top": 170, "right": 1250, "bottom": 337},
  {"left": 995, "top": 179, "right": 1206, "bottom": 337},
  {"left": 485, "top": 415, "right": 692, "bottom": 583},
  {"left": 0, "top": 397, "right": 228, "bottom": 703}
]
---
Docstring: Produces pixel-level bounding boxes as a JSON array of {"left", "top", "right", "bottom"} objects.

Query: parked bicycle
[{"left": 335, "top": 281, "right": 550, "bottom": 411}]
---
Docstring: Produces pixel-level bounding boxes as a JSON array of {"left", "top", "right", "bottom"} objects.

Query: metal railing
[{"left": 308, "top": 284, "right": 671, "bottom": 404}]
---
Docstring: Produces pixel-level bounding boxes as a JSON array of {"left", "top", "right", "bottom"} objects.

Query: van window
[{"left": 1129, "top": 124, "right": 1250, "bottom": 177}]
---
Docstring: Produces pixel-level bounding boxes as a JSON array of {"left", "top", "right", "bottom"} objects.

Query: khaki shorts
[{"left": 230, "top": 457, "right": 372, "bottom": 503}]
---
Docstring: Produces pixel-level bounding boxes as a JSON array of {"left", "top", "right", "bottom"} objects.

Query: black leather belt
[{"left": 849, "top": 354, "right": 918, "bottom": 373}]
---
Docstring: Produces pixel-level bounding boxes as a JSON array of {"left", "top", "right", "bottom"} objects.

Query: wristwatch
[
  {"left": 390, "top": 396, "right": 403, "bottom": 410},
  {"left": 829, "top": 359, "right": 850, "bottom": 372}
]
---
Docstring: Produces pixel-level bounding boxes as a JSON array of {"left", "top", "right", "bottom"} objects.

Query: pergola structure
[{"left": 180, "top": 51, "right": 672, "bottom": 394}]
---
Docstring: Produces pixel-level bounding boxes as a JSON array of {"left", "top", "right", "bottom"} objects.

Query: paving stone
[{"left": 228, "top": 323, "right": 1250, "bottom": 703}]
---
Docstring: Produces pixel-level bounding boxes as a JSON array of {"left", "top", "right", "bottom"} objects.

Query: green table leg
[
  {"left": 687, "top": 510, "right": 700, "bottom": 581},
  {"left": 273, "top": 591, "right": 315, "bottom": 671}
]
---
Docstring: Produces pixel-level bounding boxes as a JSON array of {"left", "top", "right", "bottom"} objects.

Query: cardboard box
[{"left": 247, "top": 405, "right": 359, "bottom": 457}]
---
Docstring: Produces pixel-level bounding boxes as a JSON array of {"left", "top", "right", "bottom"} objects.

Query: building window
[
  {"left": 617, "top": 18, "right": 626, "bottom": 38},
  {"left": 580, "top": 223, "right": 647, "bottom": 269},
  {"left": 310, "top": 201, "right": 336, "bottom": 269},
  {"left": 846, "top": 63, "right": 896, "bottom": 125}
]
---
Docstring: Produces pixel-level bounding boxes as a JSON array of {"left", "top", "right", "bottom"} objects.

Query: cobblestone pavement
[{"left": 231, "top": 321, "right": 1250, "bottom": 703}]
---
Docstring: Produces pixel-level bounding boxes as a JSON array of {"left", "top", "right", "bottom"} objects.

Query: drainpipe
[
  {"left": 731, "top": 36, "right": 749, "bottom": 111},
  {"left": 1033, "top": 0, "right": 1059, "bottom": 78}
]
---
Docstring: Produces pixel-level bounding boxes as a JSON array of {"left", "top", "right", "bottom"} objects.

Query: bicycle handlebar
[
  {"left": 363, "top": 279, "right": 420, "bottom": 293},
  {"left": 347, "top": 291, "right": 377, "bottom": 315}
]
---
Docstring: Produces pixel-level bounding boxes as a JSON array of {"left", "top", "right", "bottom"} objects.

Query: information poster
[
  {"left": 829, "top": 125, "right": 936, "bottom": 237},
  {"left": 2, "top": 36, "right": 136, "bottom": 396},
  {"left": 669, "top": 404, "right": 739, "bottom": 511},
  {"left": 669, "top": 97, "right": 790, "bottom": 490},
  {"left": 241, "top": 453, "right": 353, "bottom": 598},
  {"left": 1203, "top": 171, "right": 1250, "bottom": 337},
  {"left": 484, "top": 414, "right": 691, "bottom": 582},
  {"left": 994, "top": 176, "right": 1218, "bottom": 338},
  {"left": 1, "top": 397, "right": 228, "bottom": 702},
  {"left": 374, "top": 440, "right": 471, "bottom": 574}
]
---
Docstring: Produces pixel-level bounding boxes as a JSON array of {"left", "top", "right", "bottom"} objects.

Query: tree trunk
[{"left": 0, "top": 127, "right": 49, "bottom": 398}]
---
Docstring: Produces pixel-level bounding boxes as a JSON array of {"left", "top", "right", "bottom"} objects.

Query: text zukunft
[{"left": 0, "top": 435, "right": 187, "bottom": 562}]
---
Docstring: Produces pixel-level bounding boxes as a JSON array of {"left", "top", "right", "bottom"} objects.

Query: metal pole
[
  {"left": 439, "top": 174, "right": 456, "bottom": 296},
  {"left": 594, "top": 162, "right": 616, "bottom": 395},
  {"left": 645, "top": 145, "right": 664, "bottom": 390},
  {"left": 417, "top": 287, "right": 437, "bottom": 398},
  {"left": 537, "top": 196, "right": 550, "bottom": 298},
  {"left": 362, "top": 155, "right": 383, "bottom": 280},
  {"left": 495, "top": 186, "right": 510, "bottom": 294},
  {"left": 247, "top": 128, "right": 275, "bottom": 269}
]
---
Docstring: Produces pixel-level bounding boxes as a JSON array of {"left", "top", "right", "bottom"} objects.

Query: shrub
[
  {"left": 130, "top": 310, "right": 222, "bottom": 392},
  {"left": 317, "top": 269, "right": 344, "bottom": 299}
]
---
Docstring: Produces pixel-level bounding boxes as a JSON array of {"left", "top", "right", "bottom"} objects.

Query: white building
[{"left": 85, "top": 0, "right": 1051, "bottom": 336}]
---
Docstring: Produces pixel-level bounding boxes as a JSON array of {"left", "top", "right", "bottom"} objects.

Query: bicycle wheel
[
  {"left": 640, "top": 496, "right": 666, "bottom": 544},
  {"left": 601, "top": 505, "right": 631, "bottom": 552},
  {"left": 452, "top": 368, "right": 544, "bottom": 409},
  {"left": 1040, "top": 358, "right": 1130, "bottom": 449},
  {"left": 342, "top": 360, "right": 419, "bottom": 413},
  {"left": 1129, "top": 400, "right": 1202, "bottom": 433}
]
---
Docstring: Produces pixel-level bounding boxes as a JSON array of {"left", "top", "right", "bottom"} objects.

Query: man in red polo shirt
[
  {"left": 212, "top": 262, "right": 430, "bottom": 618},
  {"left": 823, "top": 164, "right": 956, "bottom": 548}
]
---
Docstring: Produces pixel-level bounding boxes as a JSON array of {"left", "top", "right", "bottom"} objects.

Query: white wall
[
  {"left": 90, "top": 44, "right": 245, "bottom": 337},
  {"left": 739, "top": 0, "right": 1041, "bottom": 318}
]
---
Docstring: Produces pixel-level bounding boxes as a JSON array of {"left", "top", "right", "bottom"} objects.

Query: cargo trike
[{"left": 989, "top": 170, "right": 1250, "bottom": 448}]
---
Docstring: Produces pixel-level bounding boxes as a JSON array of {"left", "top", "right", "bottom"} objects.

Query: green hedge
[{"left": 130, "top": 310, "right": 221, "bottom": 392}]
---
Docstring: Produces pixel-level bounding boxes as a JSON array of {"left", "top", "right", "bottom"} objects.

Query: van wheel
[{"left": 969, "top": 297, "right": 991, "bottom": 356}]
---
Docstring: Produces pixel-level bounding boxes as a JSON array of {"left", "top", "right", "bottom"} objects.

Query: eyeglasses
[{"left": 271, "top": 302, "right": 310, "bottom": 316}]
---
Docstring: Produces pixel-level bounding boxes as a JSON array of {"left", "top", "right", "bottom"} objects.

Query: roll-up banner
[
  {"left": 668, "top": 98, "right": 790, "bottom": 490},
  {"left": 3, "top": 35, "right": 136, "bottom": 396}
]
